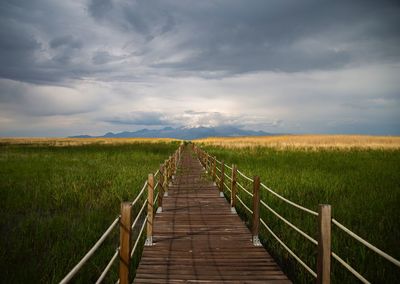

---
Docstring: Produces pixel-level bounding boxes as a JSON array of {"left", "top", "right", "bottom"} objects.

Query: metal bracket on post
[
  {"left": 156, "top": 207, "right": 162, "bottom": 213},
  {"left": 252, "top": 235, "right": 262, "bottom": 247},
  {"left": 145, "top": 236, "right": 153, "bottom": 246},
  {"left": 219, "top": 191, "right": 224, "bottom": 197},
  {"left": 230, "top": 207, "right": 237, "bottom": 214}
]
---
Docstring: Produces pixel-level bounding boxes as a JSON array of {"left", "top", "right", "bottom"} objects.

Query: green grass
[
  {"left": 202, "top": 145, "right": 400, "bottom": 283},
  {"left": 0, "top": 141, "right": 179, "bottom": 283}
]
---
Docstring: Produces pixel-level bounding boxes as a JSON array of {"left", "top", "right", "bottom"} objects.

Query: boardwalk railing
[
  {"left": 193, "top": 144, "right": 400, "bottom": 284},
  {"left": 60, "top": 144, "right": 184, "bottom": 284}
]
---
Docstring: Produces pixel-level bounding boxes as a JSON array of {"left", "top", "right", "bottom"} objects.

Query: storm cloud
[{"left": 0, "top": 0, "right": 399, "bottom": 136}]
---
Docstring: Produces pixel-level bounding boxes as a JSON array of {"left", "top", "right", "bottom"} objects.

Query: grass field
[
  {"left": 198, "top": 136, "right": 400, "bottom": 283},
  {"left": 197, "top": 135, "right": 400, "bottom": 150},
  {"left": 1, "top": 136, "right": 399, "bottom": 283},
  {"left": 0, "top": 139, "right": 179, "bottom": 283}
]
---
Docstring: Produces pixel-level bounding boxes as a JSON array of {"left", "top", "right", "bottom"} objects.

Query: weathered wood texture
[{"left": 134, "top": 146, "right": 291, "bottom": 283}]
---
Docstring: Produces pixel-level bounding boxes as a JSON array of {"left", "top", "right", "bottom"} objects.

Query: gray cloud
[
  {"left": 88, "top": 0, "right": 400, "bottom": 75},
  {"left": 50, "top": 35, "right": 83, "bottom": 49},
  {"left": 0, "top": 0, "right": 399, "bottom": 85},
  {"left": 0, "top": 0, "right": 399, "bottom": 136},
  {"left": 105, "top": 112, "right": 171, "bottom": 126}
]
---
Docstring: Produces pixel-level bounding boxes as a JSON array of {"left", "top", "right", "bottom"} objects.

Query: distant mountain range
[{"left": 69, "top": 126, "right": 271, "bottom": 140}]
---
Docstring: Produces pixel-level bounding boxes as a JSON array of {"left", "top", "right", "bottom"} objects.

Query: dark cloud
[
  {"left": 0, "top": 0, "right": 399, "bottom": 136},
  {"left": 88, "top": 0, "right": 113, "bottom": 20},
  {"left": 50, "top": 35, "right": 83, "bottom": 49},
  {"left": 0, "top": 0, "right": 399, "bottom": 85},
  {"left": 88, "top": 0, "right": 400, "bottom": 74}
]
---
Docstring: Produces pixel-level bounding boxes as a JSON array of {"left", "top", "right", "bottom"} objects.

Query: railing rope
[
  {"left": 60, "top": 146, "right": 182, "bottom": 283},
  {"left": 59, "top": 216, "right": 120, "bottom": 284},
  {"left": 96, "top": 248, "right": 119, "bottom": 284},
  {"left": 193, "top": 144, "right": 400, "bottom": 283},
  {"left": 332, "top": 218, "right": 400, "bottom": 268}
]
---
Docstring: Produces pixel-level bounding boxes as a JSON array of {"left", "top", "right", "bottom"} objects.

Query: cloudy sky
[{"left": 0, "top": 0, "right": 399, "bottom": 136}]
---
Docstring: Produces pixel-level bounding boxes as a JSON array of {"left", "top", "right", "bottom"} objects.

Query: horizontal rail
[
  {"left": 260, "top": 183, "right": 318, "bottom": 216},
  {"left": 331, "top": 251, "right": 370, "bottom": 283},
  {"left": 260, "top": 218, "right": 317, "bottom": 278},
  {"left": 237, "top": 182, "right": 254, "bottom": 197},
  {"left": 154, "top": 170, "right": 160, "bottom": 177},
  {"left": 131, "top": 199, "right": 147, "bottom": 230},
  {"left": 130, "top": 216, "right": 148, "bottom": 258},
  {"left": 154, "top": 192, "right": 159, "bottom": 207},
  {"left": 224, "top": 173, "right": 232, "bottom": 181},
  {"left": 332, "top": 218, "right": 400, "bottom": 267},
  {"left": 60, "top": 216, "right": 120, "bottom": 284},
  {"left": 95, "top": 248, "right": 119, "bottom": 284},
  {"left": 237, "top": 169, "right": 253, "bottom": 182},
  {"left": 215, "top": 158, "right": 222, "bottom": 165},
  {"left": 131, "top": 181, "right": 147, "bottom": 207},
  {"left": 236, "top": 195, "right": 253, "bottom": 214},
  {"left": 216, "top": 167, "right": 222, "bottom": 173},
  {"left": 260, "top": 200, "right": 317, "bottom": 245},
  {"left": 223, "top": 182, "right": 231, "bottom": 193},
  {"left": 225, "top": 164, "right": 233, "bottom": 171}
]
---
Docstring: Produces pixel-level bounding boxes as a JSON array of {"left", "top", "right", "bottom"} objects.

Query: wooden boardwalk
[{"left": 134, "top": 147, "right": 291, "bottom": 283}]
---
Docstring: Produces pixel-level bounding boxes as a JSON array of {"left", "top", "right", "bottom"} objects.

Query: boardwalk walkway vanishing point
[{"left": 134, "top": 146, "right": 291, "bottom": 283}]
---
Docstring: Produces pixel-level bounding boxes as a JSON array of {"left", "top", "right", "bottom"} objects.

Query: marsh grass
[
  {"left": 0, "top": 140, "right": 179, "bottom": 283},
  {"left": 197, "top": 135, "right": 400, "bottom": 150},
  {"left": 203, "top": 144, "right": 400, "bottom": 283}
]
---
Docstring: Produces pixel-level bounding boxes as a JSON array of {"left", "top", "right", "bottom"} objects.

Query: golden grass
[
  {"left": 195, "top": 135, "right": 400, "bottom": 150},
  {"left": 0, "top": 137, "right": 179, "bottom": 147}
]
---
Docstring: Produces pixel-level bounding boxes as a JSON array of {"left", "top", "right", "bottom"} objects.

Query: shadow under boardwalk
[{"left": 134, "top": 147, "right": 291, "bottom": 283}]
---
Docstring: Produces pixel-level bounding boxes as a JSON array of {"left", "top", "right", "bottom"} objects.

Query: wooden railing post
[
  {"left": 171, "top": 155, "right": 175, "bottom": 176},
  {"left": 219, "top": 160, "right": 225, "bottom": 197},
  {"left": 164, "top": 160, "right": 169, "bottom": 196},
  {"left": 157, "top": 164, "right": 164, "bottom": 213},
  {"left": 231, "top": 164, "right": 237, "bottom": 213},
  {"left": 119, "top": 202, "right": 132, "bottom": 284},
  {"left": 213, "top": 156, "right": 217, "bottom": 181},
  {"left": 168, "top": 156, "right": 172, "bottom": 178},
  {"left": 317, "top": 204, "right": 331, "bottom": 284},
  {"left": 252, "top": 176, "right": 262, "bottom": 246},
  {"left": 145, "top": 173, "right": 154, "bottom": 246}
]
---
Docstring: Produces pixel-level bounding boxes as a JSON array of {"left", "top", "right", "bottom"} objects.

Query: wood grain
[{"left": 134, "top": 146, "right": 291, "bottom": 283}]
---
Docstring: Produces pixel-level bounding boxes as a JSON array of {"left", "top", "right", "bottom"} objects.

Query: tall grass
[
  {"left": 197, "top": 135, "right": 400, "bottom": 150},
  {"left": 0, "top": 141, "right": 179, "bottom": 283},
  {"left": 202, "top": 145, "right": 400, "bottom": 283}
]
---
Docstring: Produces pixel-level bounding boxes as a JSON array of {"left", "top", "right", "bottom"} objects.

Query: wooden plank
[{"left": 134, "top": 146, "right": 291, "bottom": 283}]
